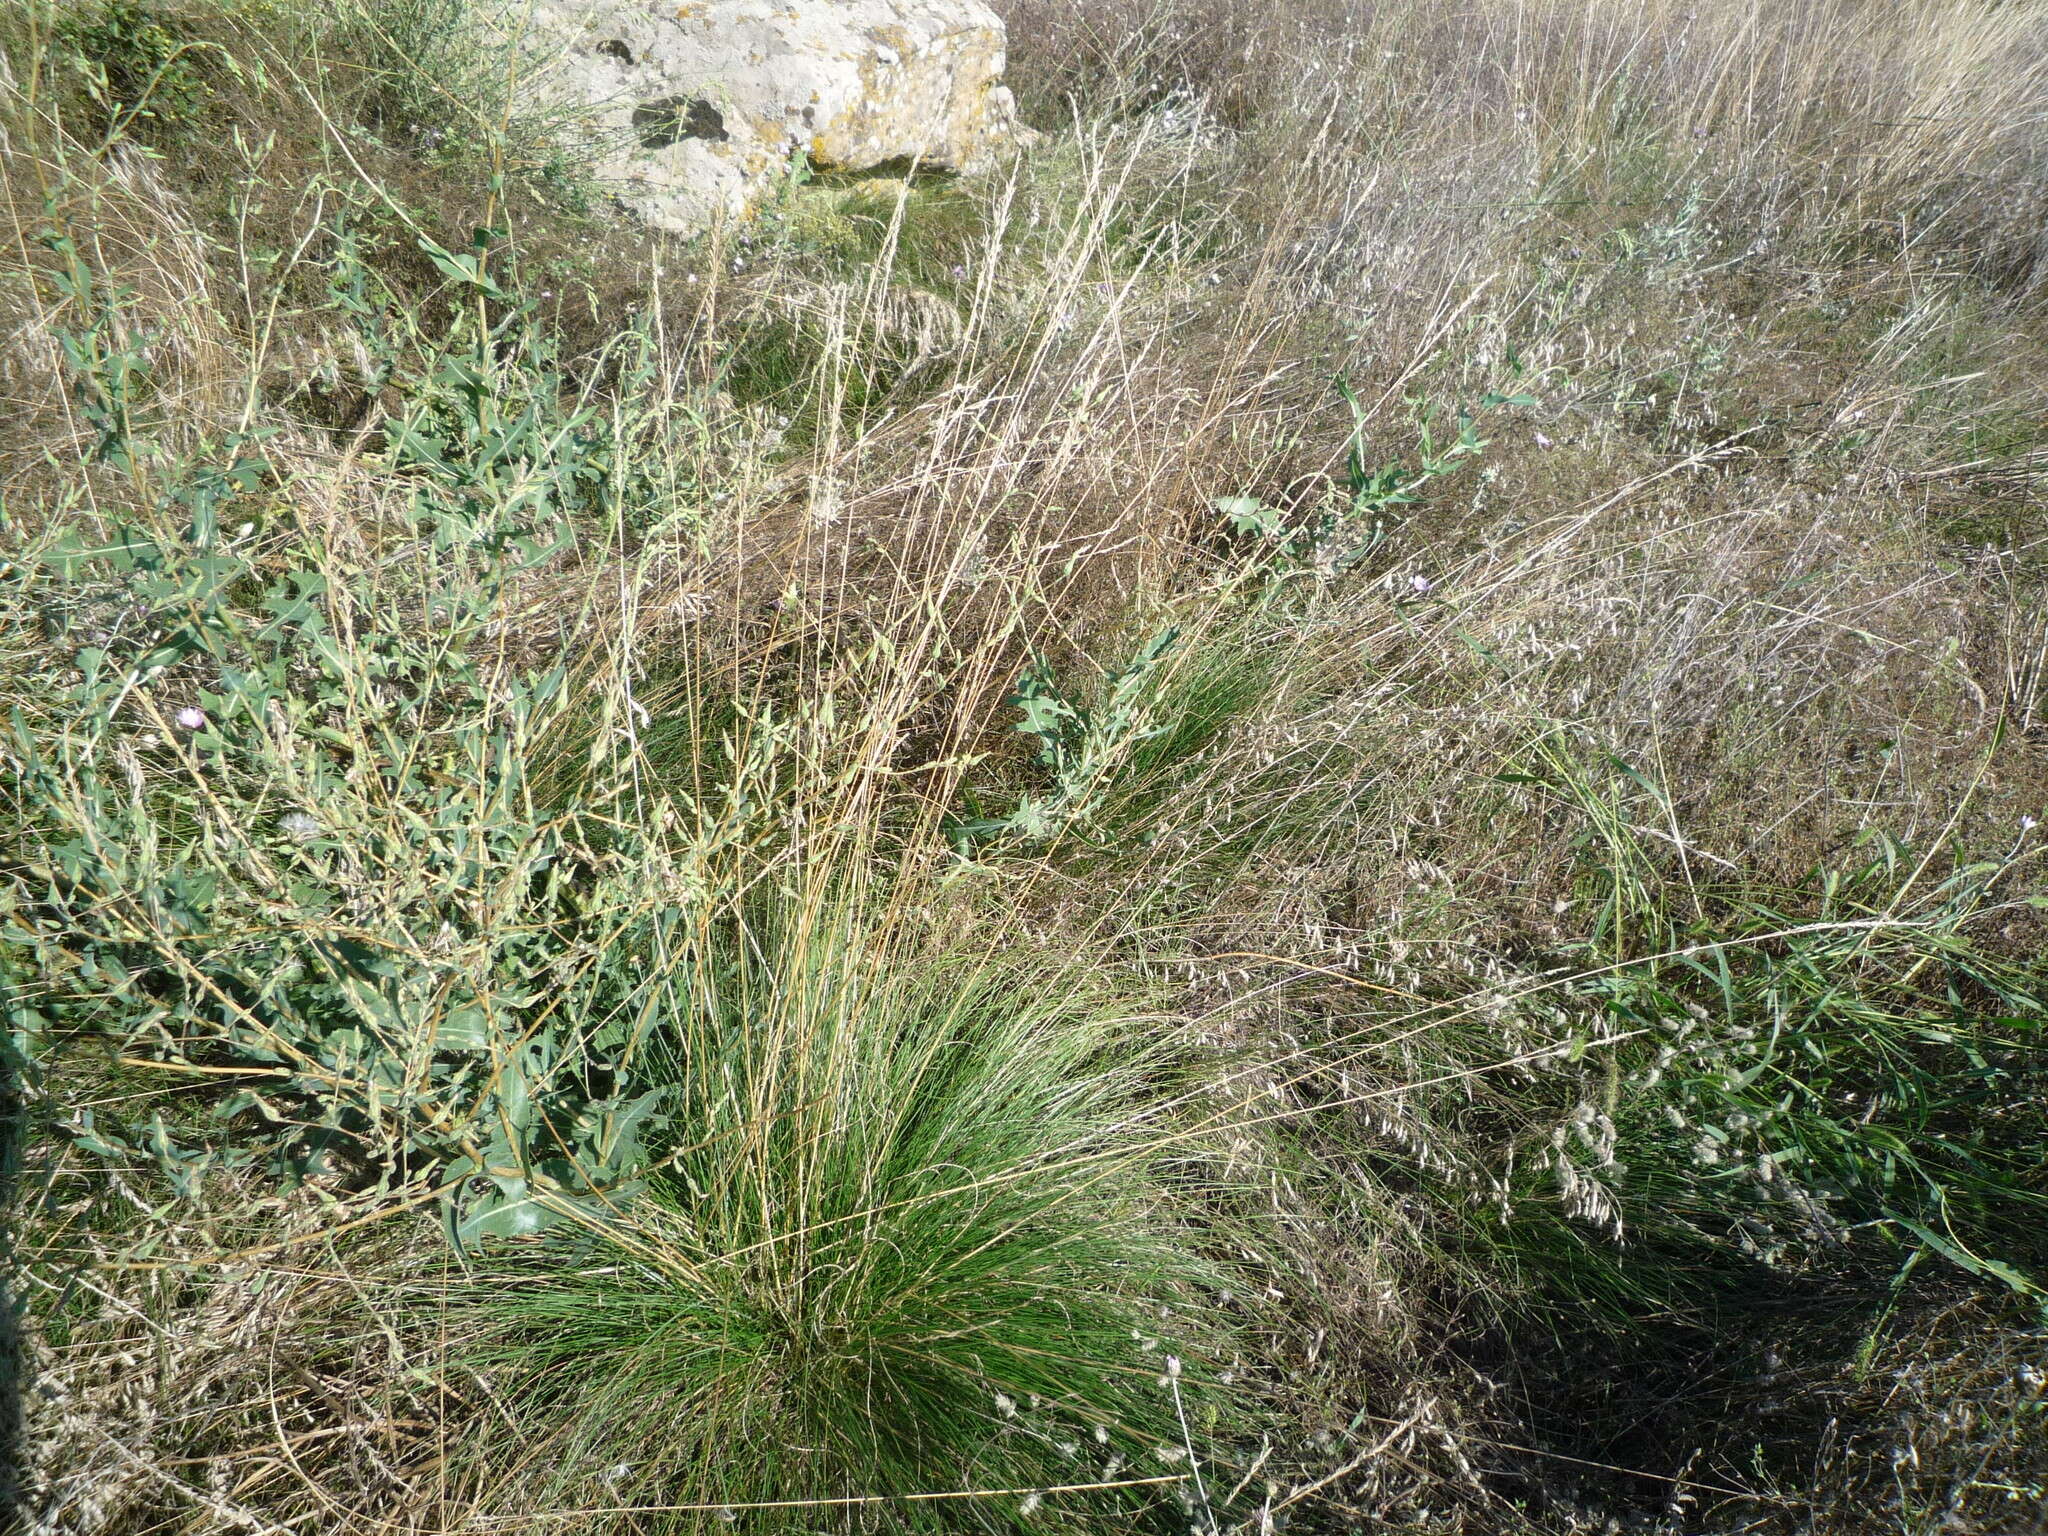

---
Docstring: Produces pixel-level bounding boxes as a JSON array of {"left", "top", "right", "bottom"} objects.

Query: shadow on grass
[{"left": 0, "top": 1029, "right": 26, "bottom": 1519}]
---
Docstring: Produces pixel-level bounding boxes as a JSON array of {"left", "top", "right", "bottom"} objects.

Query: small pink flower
[
  {"left": 1535, "top": 431, "right": 1555, "bottom": 449},
  {"left": 1410, "top": 575, "right": 1433, "bottom": 593},
  {"left": 176, "top": 707, "right": 207, "bottom": 731}
]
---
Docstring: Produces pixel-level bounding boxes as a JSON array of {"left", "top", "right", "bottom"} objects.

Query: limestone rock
[{"left": 511, "top": 0, "right": 1025, "bottom": 232}]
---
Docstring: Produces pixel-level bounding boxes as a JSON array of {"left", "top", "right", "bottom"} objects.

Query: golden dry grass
[{"left": 6, "top": 0, "right": 2048, "bottom": 1531}]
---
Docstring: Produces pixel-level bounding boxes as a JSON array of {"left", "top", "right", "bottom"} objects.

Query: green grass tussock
[{"left": 443, "top": 909, "right": 1237, "bottom": 1533}]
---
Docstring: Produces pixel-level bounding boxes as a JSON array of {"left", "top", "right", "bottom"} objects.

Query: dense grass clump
[{"left": 443, "top": 913, "right": 1234, "bottom": 1532}]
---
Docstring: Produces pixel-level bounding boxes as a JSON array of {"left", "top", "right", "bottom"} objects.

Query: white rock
[{"left": 505, "top": 0, "right": 1025, "bottom": 232}]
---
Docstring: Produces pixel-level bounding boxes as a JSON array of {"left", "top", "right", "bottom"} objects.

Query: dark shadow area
[
  {"left": 0, "top": 1024, "right": 27, "bottom": 1524},
  {"left": 807, "top": 154, "right": 959, "bottom": 187},
  {"left": 632, "top": 95, "right": 727, "bottom": 148}
]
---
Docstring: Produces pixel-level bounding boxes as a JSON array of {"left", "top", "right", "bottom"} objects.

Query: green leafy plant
[
  {"left": 39, "top": 230, "right": 157, "bottom": 469},
  {"left": 1215, "top": 381, "right": 1534, "bottom": 570},
  {"left": 6, "top": 242, "right": 703, "bottom": 1242},
  {"left": 55, "top": 0, "right": 214, "bottom": 134},
  {"left": 948, "top": 626, "right": 1179, "bottom": 848}
]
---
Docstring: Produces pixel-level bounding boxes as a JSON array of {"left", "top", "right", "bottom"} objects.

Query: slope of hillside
[{"left": 5, "top": 1, "right": 2047, "bottom": 1532}]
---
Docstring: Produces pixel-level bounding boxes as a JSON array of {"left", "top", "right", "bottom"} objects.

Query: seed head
[{"left": 279, "top": 811, "right": 321, "bottom": 843}]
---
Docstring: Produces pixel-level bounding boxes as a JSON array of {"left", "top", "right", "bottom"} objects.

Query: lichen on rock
[{"left": 503, "top": 0, "right": 1027, "bottom": 232}]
